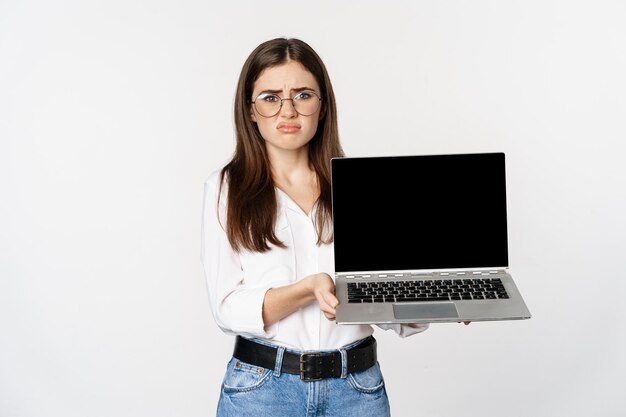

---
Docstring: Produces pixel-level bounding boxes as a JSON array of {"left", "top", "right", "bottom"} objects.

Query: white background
[{"left": 1, "top": 1, "right": 625, "bottom": 416}]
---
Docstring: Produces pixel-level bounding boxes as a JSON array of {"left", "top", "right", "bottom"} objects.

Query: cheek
[
  {"left": 256, "top": 120, "right": 273, "bottom": 136},
  {"left": 255, "top": 120, "right": 274, "bottom": 139},
  {"left": 307, "top": 119, "right": 321, "bottom": 136}
]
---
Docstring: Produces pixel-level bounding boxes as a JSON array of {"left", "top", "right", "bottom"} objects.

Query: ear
[{"left": 250, "top": 105, "right": 257, "bottom": 123}]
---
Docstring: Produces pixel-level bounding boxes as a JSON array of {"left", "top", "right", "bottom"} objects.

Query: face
[{"left": 250, "top": 61, "right": 323, "bottom": 154}]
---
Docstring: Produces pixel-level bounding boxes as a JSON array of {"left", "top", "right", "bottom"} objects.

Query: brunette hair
[{"left": 219, "top": 37, "right": 344, "bottom": 252}]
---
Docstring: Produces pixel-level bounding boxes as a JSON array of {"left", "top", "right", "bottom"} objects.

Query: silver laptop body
[{"left": 331, "top": 153, "right": 531, "bottom": 324}]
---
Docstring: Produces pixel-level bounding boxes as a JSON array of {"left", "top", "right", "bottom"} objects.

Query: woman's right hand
[{"left": 304, "top": 273, "right": 339, "bottom": 321}]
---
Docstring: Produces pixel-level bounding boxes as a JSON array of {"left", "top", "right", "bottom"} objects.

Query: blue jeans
[{"left": 216, "top": 337, "right": 391, "bottom": 417}]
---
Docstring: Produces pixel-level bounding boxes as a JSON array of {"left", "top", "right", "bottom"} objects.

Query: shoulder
[
  {"left": 204, "top": 167, "right": 229, "bottom": 192},
  {"left": 203, "top": 167, "right": 230, "bottom": 208},
  {"left": 204, "top": 168, "right": 225, "bottom": 187}
]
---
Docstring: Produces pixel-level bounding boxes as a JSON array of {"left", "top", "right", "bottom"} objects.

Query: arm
[
  {"left": 376, "top": 321, "right": 470, "bottom": 338},
  {"left": 262, "top": 273, "right": 339, "bottom": 326},
  {"left": 377, "top": 322, "right": 430, "bottom": 337},
  {"left": 201, "top": 174, "right": 284, "bottom": 337},
  {"left": 201, "top": 174, "right": 338, "bottom": 337}
]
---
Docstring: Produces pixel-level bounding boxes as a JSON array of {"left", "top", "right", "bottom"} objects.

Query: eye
[
  {"left": 294, "top": 91, "right": 314, "bottom": 101},
  {"left": 257, "top": 93, "right": 280, "bottom": 103}
]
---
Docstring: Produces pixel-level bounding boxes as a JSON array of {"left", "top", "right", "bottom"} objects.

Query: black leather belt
[{"left": 233, "top": 336, "right": 377, "bottom": 382}]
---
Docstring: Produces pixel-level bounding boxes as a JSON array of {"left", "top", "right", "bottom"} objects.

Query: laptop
[{"left": 331, "top": 152, "right": 531, "bottom": 324}]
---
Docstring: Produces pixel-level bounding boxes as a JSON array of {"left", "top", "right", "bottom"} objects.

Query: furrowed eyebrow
[{"left": 258, "top": 87, "right": 317, "bottom": 95}]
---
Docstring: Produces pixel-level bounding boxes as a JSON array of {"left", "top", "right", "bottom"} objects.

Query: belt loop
[
  {"left": 273, "top": 346, "right": 285, "bottom": 377},
  {"left": 339, "top": 347, "right": 348, "bottom": 378}
]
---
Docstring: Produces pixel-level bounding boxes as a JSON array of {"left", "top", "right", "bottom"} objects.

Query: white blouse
[{"left": 201, "top": 169, "right": 428, "bottom": 351}]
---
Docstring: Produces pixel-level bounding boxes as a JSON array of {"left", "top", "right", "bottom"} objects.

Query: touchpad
[{"left": 393, "top": 303, "right": 459, "bottom": 320}]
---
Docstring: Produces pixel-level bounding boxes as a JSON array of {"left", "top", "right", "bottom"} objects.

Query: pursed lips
[{"left": 276, "top": 123, "right": 301, "bottom": 133}]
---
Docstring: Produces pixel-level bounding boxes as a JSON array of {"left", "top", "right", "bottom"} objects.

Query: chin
[{"left": 268, "top": 138, "right": 313, "bottom": 151}]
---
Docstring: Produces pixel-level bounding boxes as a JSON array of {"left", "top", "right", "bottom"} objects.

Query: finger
[
  {"left": 319, "top": 300, "right": 336, "bottom": 316},
  {"left": 323, "top": 311, "right": 336, "bottom": 321},
  {"left": 322, "top": 292, "right": 339, "bottom": 309},
  {"left": 315, "top": 290, "right": 337, "bottom": 311}
]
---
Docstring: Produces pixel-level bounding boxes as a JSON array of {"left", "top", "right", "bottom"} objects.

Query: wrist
[{"left": 300, "top": 275, "right": 317, "bottom": 302}]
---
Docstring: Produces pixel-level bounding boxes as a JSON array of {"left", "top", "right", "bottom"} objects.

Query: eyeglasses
[{"left": 251, "top": 90, "right": 322, "bottom": 118}]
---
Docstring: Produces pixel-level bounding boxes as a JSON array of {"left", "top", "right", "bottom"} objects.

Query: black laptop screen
[{"left": 330, "top": 152, "right": 509, "bottom": 273}]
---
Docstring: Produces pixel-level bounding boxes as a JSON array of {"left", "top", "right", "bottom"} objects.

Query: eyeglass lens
[{"left": 253, "top": 91, "right": 321, "bottom": 117}]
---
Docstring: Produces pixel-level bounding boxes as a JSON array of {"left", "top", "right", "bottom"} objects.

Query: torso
[{"left": 205, "top": 169, "right": 374, "bottom": 350}]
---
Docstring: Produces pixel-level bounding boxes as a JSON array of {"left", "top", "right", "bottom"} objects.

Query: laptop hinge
[{"left": 337, "top": 268, "right": 507, "bottom": 279}]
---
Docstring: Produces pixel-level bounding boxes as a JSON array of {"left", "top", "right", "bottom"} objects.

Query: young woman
[{"left": 201, "top": 37, "right": 429, "bottom": 417}]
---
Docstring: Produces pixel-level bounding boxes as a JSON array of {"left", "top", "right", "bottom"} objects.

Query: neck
[{"left": 267, "top": 147, "right": 313, "bottom": 186}]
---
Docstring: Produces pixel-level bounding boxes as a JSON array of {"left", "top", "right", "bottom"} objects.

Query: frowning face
[{"left": 250, "top": 61, "right": 323, "bottom": 154}]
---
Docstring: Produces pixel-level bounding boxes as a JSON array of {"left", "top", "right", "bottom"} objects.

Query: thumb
[{"left": 324, "top": 293, "right": 339, "bottom": 308}]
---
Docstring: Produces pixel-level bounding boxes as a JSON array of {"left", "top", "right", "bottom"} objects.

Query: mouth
[{"left": 276, "top": 123, "right": 301, "bottom": 133}]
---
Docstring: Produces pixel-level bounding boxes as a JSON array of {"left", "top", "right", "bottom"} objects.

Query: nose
[{"left": 279, "top": 98, "right": 297, "bottom": 117}]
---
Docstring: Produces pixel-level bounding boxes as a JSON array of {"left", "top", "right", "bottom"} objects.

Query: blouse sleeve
[
  {"left": 200, "top": 172, "right": 278, "bottom": 339},
  {"left": 376, "top": 323, "right": 430, "bottom": 337}
]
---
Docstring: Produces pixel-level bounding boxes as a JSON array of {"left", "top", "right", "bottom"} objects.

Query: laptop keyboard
[{"left": 347, "top": 278, "right": 509, "bottom": 303}]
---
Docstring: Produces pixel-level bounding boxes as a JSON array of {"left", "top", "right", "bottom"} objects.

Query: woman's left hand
[{"left": 304, "top": 273, "right": 339, "bottom": 321}]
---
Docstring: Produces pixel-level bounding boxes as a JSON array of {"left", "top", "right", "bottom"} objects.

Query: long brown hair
[{"left": 219, "top": 37, "right": 344, "bottom": 253}]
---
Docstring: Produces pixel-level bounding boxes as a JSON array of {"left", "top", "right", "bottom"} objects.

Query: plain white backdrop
[{"left": 1, "top": 1, "right": 625, "bottom": 416}]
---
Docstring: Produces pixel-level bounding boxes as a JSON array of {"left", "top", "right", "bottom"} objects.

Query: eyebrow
[{"left": 258, "top": 87, "right": 317, "bottom": 95}]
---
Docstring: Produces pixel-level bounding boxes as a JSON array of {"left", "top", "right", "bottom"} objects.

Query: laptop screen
[{"left": 330, "top": 152, "right": 509, "bottom": 273}]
